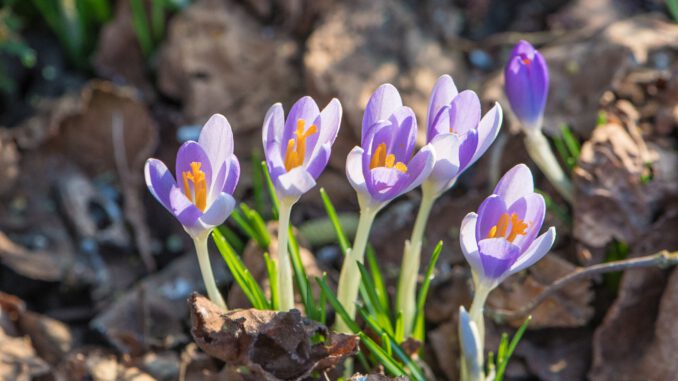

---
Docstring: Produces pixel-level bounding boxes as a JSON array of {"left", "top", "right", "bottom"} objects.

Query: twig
[
  {"left": 111, "top": 113, "right": 157, "bottom": 271},
  {"left": 487, "top": 250, "right": 678, "bottom": 322}
]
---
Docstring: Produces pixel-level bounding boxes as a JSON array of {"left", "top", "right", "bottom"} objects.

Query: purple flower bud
[
  {"left": 504, "top": 40, "right": 549, "bottom": 131},
  {"left": 425, "top": 75, "right": 503, "bottom": 196},
  {"left": 145, "top": 114, "right": 240, "bottom": 238},
  {"left": 263, "top": 96, "right": 342, "bottom": 202},
  {"left": 346, "top": 84, "right": 435, "bottom": 207},
  {"left": 460, "top": 164, "right": 556, "bottom": 286}
]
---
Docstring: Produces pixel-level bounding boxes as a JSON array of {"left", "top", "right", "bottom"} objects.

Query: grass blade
[
  {"left": 261, "top": 161, "right": 279, "bottom": 219},
  {"left": 130, "top": 0, "right": 153, "bottom": 57},
  {"left": 264, "top": 252, "right": 278, "bottom": 310},
  {"left": 413, "top": 241, "right": 442, "bottom": 342},
  {"left": 319, "top": 188, "right": 350, "bottom": 253},
  {"left": 357, "top": 262, "right": 393, "bottom": 335},
  {"left": 494, "top": 316, "right": 532, "bottom": 381},
  {"left": 366, "top": 246, "right": 389, "bottom": 313}
]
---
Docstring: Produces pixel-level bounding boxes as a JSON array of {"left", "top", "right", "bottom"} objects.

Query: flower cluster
[{"left": 143, "top": 38, "right": 559, "bottom": 381}]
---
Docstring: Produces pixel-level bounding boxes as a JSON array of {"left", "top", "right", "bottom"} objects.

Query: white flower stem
[
  {"left": 335, "top": 204, "right": 379, "bottom": 333},
  {"left": 396, "top": 184, "right": 437, "bottom": 337},
  {"left": 523, "top": 129, "right": 574, "bottom": 203},
  {"left": 467, "top": 282, "right": 491, "bottom": 366},
  {"left": 193, "top": 232, "right": 227, "bottom": 310},
  {"left": 276, "top": 200, "right": 295, "bottom": 311}
]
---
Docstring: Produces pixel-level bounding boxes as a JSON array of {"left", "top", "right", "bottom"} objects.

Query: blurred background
[{"left": 0, "top": 0, "right": 677, "bottom": 380}]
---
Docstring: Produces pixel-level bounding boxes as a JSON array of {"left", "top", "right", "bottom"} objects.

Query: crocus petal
[
  {"left": 504, "top": 40, "right": 549, "bottom": 130},
  {"left": 460, "top": 212, "right": 482, "bottom": 275},
  {"left": 263, "top": 103, "right": 285, "bottom": 152},
  {"left": 399, "top": 143, "right": 435, "bottom": 195},
  {"left": 311, "top": 98, "right": 342, "bottom": 158},
  {"left": 475, "top": 195, "right": 508, "bottom": 241},
  {"left": 144, "top": 159, "right": 175, "bottom": 212},
  {"left": 362, "top": 84, "right": 402, "bottom": 143},
  {"left": 175, "top": 141, "right": 212, "bottom": 189},
  {"left": 306, "top": 143, "right": 331, "bottom": 179},
  {"left": 457, "top": 129, "right": 479, "bottom": 173},
  {"left": 346, "top": 146, "right": 368, "bottom": 195},
  {"left": 448, "top": 90, "right": 481, "bottom": 135},
  {"left": 198, "top": 114, "right": 234, "bottom": 169},
  {"left": 387, "top": 106, "right": 417, "bottom": 161},
  {"left": 169, "top": 186, "right": 202, "bottom": 232},
  {"left": 507, "top": 192, "right": 545, "bottom": 252},
  {"left": 493, "top": 163, "right": 533, "bottom": 205},
  {"left": 429, "top": 104, "right": 452, "bottom": 139},
  {"left": 470, "top": 102, "right": 502, "bottom": 164},
  {"left": 426, "top": 133, "right": 461, "bottom": 195},
  {"left": 366, "top": 167, "right": 404, "bottom": 199},
  {"left": 506, "top": 226, "right": 556, "bottom": 277},
  {"left": 427, "top": 75, "right": 458, "bottom": 141},
  {"left": 199, "top": 192, "right": 236, "bottom": 227},
  {"left": 282, "top": 96, "right": 320, "bottom": 151},
  {"left": 276, "top": 166, "right": 316, "bottom": 200},
  {"left": 222, "top": 156, "right": 240, "bottom": 195},
  {"left": 478, "top": 238, "right": 521, "bottom": 280}
]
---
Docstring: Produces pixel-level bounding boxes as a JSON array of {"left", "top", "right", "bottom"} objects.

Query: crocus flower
[
  {"left": 263, "top": 96, "right": 342, "bottom": 203},
  {"left": 424, "top": 75, "right": 503, "bottom": 196},
  {"left": 460, "top": 164, "right": 555, "bottom": 287},
  {"left": 145, "top": 114, "right": 240, "bottom": 238},
  {"left": 504, "top": 40, "right": 549, "bottom": 131},
  {"left": 346, "top": 84, "right": 435, "bottom": 208}
]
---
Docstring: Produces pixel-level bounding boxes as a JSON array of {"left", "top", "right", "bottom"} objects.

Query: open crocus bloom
[
  {"left": 145, "top": 114, "right": 240, "bottom": 238},
  {"left": 460, "top": 164, "right": 555, "bottom": 287},
  {"left": 347, "top": 84, "right": 435, "bottom": 208},
  {"left": 424, "top": 75, "right": 503, "bottom": 196},
  {"left": 263, "top": 96, "right": 342, "bottom": 202},
  {"left": 504, "top": 40, "right": 549, "bottom": 131}
]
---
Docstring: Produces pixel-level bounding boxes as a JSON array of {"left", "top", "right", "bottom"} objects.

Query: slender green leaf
[
  {"left": 413, "top": 241, "right": 442, "bottom": 342},
  {"left": 217, "top": 225, "right": 244, "bottom": 253},
  {"left": 358, "top": 333, "right": 407, "bottom": 377},
  {"left": 319, "top": 188, "right": 349, "bottom": 253},
  {"left": 561, "top": 125, "right": 581, "bottom": 158},
  {"left": 494, "top": 316, "right": 532, "bottom": 381},
  {"left": 264, "top": 253, "right": 278, "bottom": 310},
  {"left": 394, "top": 311, "right": 405, "bottom": 344},
  {"left": 213, "top": 229, "right": 270, "bottom": 310},
  {"left": 240, "top": 203, "right": 270, "bottom": 247},
  {"left": 288, "top": 227, "right": 317, "bottom": 319},
  {"left": 151, "top": 0, "right": 165, "bottom": 41},
  {"left": 316, "top": 275, "right": 360, "bottom": 332},
  {"left": 261, "top": 161, "right": 279, "bottom": 219},
  {"left": 130, "top": 0, "right": 153, "bottom": 57},
  {"left": 366, "top": 246, "right": 389, "bottom": 312},
  {"left": 357, "top": 262, "right": 393, "bottom": 334},
  {"left": 251, "top": 153, "right": 266, "bottom": 216},
  {"left": 230, "top": 209, "right": 259, "bottom": 244},
  {"left": 669, "top": 0, "right": 678, "bottom": 22}
]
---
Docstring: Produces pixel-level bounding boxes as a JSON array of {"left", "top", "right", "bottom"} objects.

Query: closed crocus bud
[{"left": 504, "top": 40, "right": 549, "bottom": 131}]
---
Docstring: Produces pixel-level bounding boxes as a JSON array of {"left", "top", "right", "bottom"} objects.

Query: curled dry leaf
[
  {"left": 589, "top": 208, "right": 678, "bottom": 381},
  {"left": 189, "top": 293, "right": 359, "bottom": 380}
]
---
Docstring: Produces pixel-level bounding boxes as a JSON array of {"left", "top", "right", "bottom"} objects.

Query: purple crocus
[
  {"left": 263, "top": 96, "right": 342, "bottom": 202},
  {"left": 504, "top": 40, "right": 549, "bottom": 131},
  {"left": 346, "top": 84, "right": 435, "bottom": 207},
  {"left": 460, "top": 164, "right": 555, "bottom": 286},
  {"left": 145, "top": 114, "right": 240, "bottom": 238},
  {"left": 424, "top": 75, "right": 503, "bottom": 196}
]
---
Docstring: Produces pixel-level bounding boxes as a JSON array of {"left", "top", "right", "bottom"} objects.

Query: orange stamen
[
  {"left": 487, "top": 212, "right": 528, "bottom": 242},
  {"left": 182, "top": 162, "right": 207, "bottom": 211},
  {"left": 370, "top": 143, "right": 408, "bottom": 173},
  {"left": 284, "top": 119, "right": 317, "bottom": 171}
]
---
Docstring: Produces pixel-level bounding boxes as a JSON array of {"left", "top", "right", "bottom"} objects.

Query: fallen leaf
[{"left": 189, "top": 293, "right": 359, "bottom": 380}]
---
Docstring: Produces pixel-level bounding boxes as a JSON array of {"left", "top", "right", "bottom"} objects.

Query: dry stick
[{"left": 488, "top": 250, "right": 678, "bottom": 322}]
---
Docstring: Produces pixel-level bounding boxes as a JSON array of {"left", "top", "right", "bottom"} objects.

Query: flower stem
[
  {"left": 193, "top": 233, "right": 227, "bottom": 310},
  {"left": 276, "top": 201, "right": 295, "bottom": 311},
  {"left": 335, "top": 205, "right": 379, "bottom": 333},
  {"left": 467, "top": 282, "right": 491, "bottom": 369},
  {"left": 523, "top": 129, "right": 574, "bottom": 203},
  {"left": 396, "top": 184, "right": 437, "bottom": 337}
]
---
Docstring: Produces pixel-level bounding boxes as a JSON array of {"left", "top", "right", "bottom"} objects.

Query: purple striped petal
[
  {"left": 281, "top": 96, "right": 320, "bottom": 153},
  {"left": 199, "top": 192, "right": 236, "bottom": 227},
  {"left": 478, "top": 238, "right": 521, "bottom": 279},
  {"left": 426, "top": 133, "right": 461, "bottom": 195},
  {"left": 448, "top": 90, "right": 481, "bottom": 135},
  {"left": 470, "top": 103, "right": 502, "bottom": 164},
  {"left": 427, "top": 75, "right": 458, "bottom": 141},
  {"left": 493, "top": 164, "right": 533, "bottom": 205},
  {"left": 169, "top": 186, "right": 202, "bottom": 232},
  {"left": 276, "top": 166, "right": 316, "bottom": 200},
  {"left": 506, "top": 193, "right": 545, "bottom": 252},
  {"left": 460, "top": 212, "right": 482, "bottom": 275},
  {"left": 222, "top": 156, "right": 240, "bottom": 195},
  {"left": 144, "top": 158, "right": 176, "bottom": 212},
  {"left": 346, "top": 146, "right": 368, "bottom": 195},
  {"left": 199, "top": 114, "right": 233, "bottom": 169},
  {"left": 475, "top": 195, "right": 507, "bottom": 241},
  {"left": 362, "top": 84, "right": 402, "bottom": 144},
  {"left": 507, "top": 227, "right": 556, "bottom": 276}
]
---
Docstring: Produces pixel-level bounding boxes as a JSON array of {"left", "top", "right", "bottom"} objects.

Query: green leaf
[
  {"left": 212, "top": 229, "right": 270, "bottom": 310},
  {"left": 319, "top": 188, "right": 350, "bottom": 253},
  {"left": 316, "top": 275, "right": 360, "bottom": 333},
  {"left": 288, "top": 227, "right": 317, "bottom": 319},
  {"left": 261, "top": 161, "right": 279, "bottom": 219},
  {"left": 669, "top": 0, "right": 678, "bottom": 22},
  {"left": 357, "top": 262, "right": 393, "bottom": 335},
  {"left": 264, "top": 252, "right": 278, "bottom": 310},
  {"left": 366, "top": 246, "right": 389, "bottom": 313},
  {"left": 130, "top": 0, "right": 153, "bottom": 57},
  {"left": 217, "top": 225, "right": 244, "bottom": 253},
  {"left": 413, "top": 241, "right": 442, "bottom": 342},
  {"left": 240, "top": 203, "right": 271, "bottom": 247},
  {"left": 251, "top": 153, "right": 267, "bottom": 216},
  {"left": 561, "top": 125, "right": 581, "bottom": 159},
  {"left": 494, "top": 316, "right": 532, "bottom": 381}
]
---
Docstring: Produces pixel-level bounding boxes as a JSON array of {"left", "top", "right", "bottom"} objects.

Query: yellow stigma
[
  {"left": 182, "top": 162, "right": 207, "bottom": 212},
  {"left": 487, "top": 213, "right": 528, "bottom": 242},
  {"left": 284, "top": 119, "right": 318, "bottom": 171},
  {"left": 369, "top": 143, "right": 408, "bottom": 173}
]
